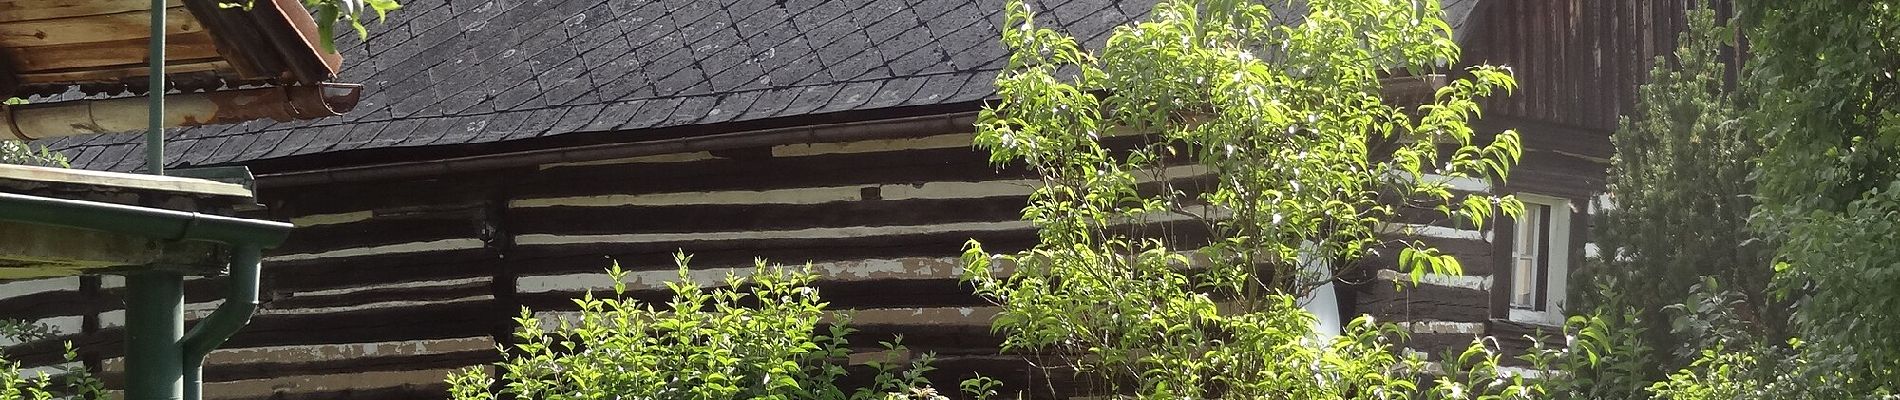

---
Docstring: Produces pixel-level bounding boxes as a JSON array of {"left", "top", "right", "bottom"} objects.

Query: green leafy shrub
[
  {"left": 958, "top": 0, "right": 1548, "bottom": 397},
  {"left": 0, "top": 139, "right": 67, "bottom": 168},
  {"left": 1588, "top": 4, "right": 1775, "bottom": 372},
  {"left": 447, "top": 254, "right": 958, "bottom": 400},
  {"left": 1, "top": 321, "right": 102, "bottom": 400},
  {"left": 1744, "top": 0, "right": 1900, "bottom": 392}
]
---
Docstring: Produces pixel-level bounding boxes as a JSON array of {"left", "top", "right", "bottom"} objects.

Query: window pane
[
  {"left": 1516, "top": 206, "right": 1543, "bottom": 252},
  {"left": 1512, "top": 257, "right": 1535, "bottom": 307}
]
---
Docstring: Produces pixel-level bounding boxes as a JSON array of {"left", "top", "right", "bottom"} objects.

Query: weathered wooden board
[
  {"left": 0, "top": 0, "right": 185, "bottom": 23},
  {"left": 12, "top": 60, "right": 228, "bottom": 84},
  {"left": 0, "top": 6, "right": 198, "bottom": 48},
  {"left": 0, "top": 31, "right": 221, "bottom": 72}
]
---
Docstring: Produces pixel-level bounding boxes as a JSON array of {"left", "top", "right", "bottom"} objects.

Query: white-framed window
[{"left": 1506, "top": 194, "right": 1572, "bottom": 326}]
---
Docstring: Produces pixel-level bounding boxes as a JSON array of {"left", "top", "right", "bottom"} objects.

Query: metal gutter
[
  {"left": 1, "top": 84, "right": 365, "bottom": 141},
  {"left": 258, "top": 112, "right": 981, "bottom": 187},
  {"left": 0, "top": 192, "right": 291, "bottom": 246},
  {"left": 0, "top": 192, "right": 291, "bottom": 400}
]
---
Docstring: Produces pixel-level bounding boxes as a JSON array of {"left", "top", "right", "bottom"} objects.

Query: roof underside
[
  {"left": 41, "top": 0, "right": 1483, "bottom": 172},
  {"left": 0, "top": 0, "right": 340, "bottom": 98}
]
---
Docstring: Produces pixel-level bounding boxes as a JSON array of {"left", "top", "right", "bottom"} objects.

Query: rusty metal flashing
[{"left": 189, "top": 0, "right": 342, "bottom": 84}]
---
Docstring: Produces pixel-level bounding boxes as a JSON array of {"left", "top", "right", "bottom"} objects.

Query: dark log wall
[
  {"left": 1464, "top": 0, "right": 1737, "bottom": 160},
  {"left": 4, "top": 125, "right": 1501, "bottom": 399},
  {"left": 1454, "top": 0, "right": 1737, "bottom": 357},
  {"left": 0, "top": 1, "right": 1739, "bottom": 397}
]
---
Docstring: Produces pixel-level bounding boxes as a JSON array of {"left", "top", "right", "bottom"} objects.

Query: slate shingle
[{"left": 43, "top": 0, "right": 1489, "bottom": 171}]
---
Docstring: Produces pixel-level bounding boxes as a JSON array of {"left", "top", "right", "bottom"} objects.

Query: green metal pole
[
  {"left": 127, "top": 0, "right": 179, "bottom": 398},
  {"left": 146, "top": 0, "right": 165, "bottom": 176},
  {"left": 125, "top": 272, "right": 184, "bottom": 400}
]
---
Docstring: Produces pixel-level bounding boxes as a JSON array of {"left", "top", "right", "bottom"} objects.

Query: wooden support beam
[
  {"left": 0, "top": 31, "right": 221, "bottom": 72},
  {"left": 12, "top": 60, "right": 227, "bottom": 83},
  {"left": 0, "top": 7, "right": 200, "bottom": 48},
  {"left": 0, "top": 0, "right": 185, "bottom": 23}
]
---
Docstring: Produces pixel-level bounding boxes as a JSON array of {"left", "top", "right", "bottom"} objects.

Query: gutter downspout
[
  {"left": 0, "top": 192, "right": 291, "bottom": 400},
  {"left": 180, "top": 245, "right": 261, "bottom": 400}
]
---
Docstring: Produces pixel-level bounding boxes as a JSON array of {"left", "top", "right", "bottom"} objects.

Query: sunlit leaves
[
  {"left": 448, "top": 254, "right": 946, "bottom": 400},
  {"left": 962, "top": 0, "right": 1526, "bottom": 397}
]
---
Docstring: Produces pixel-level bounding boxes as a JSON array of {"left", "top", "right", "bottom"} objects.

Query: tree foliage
[
  {"left": 1588, "top": 5, "right": 1775, "bottom": 370},
  {"left": 1739, "top": 0, "right": 1900, "bottom": 392},
  {"left": 302, "top": 0, "right": 401, "bottom": 51},
  {"left": 958, "top": 0, "right": 1534, "bottom": 397}
]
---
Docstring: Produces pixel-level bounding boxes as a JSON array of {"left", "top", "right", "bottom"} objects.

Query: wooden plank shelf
[{"left": 0, "top": 164, "right": 254, "bottom": 280}]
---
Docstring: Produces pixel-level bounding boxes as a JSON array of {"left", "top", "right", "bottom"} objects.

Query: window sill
[{"left": 1505, "top": 308, "right": 1565, "bottom": 327}]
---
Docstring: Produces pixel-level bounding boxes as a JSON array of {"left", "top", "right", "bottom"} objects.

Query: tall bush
[
  {"left": 958, "top": 0, "right": 1534, "bottom": 397},
  {"left": 1740, "top": 0, "right": 1900, "bottom": 392},
  {"left": 1588, "top": 4, "right": 1774, "bottom": 369}
]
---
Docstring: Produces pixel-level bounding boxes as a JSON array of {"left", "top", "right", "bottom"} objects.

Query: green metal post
[
  {"left": 146, "top": 0, "right": 165, "bottom": 176},
  {"left": 125, "top": 272, "right": 184, "bottom": 400},
  {"left": 128, "top": 0, "right": 178, "bottom": 398}
]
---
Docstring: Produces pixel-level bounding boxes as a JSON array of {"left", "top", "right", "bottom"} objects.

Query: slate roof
[{"left": 40, "top": 0, "right": 1483, "bottom": 172}]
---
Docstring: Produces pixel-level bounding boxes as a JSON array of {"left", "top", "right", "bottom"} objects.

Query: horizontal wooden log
[
  {"left": 508, "top": 195, "right": 1031, "bottom": 236},
  {"left": 1501, "top": 149, "right": 1609, "bottom": 200},
  {"left": 0, "top": 0, "right": 184, "bottom": 23},
  {"left": 98, "top": 347, "right": 497, "bottom": 385},
  {"left": 1351, "top": 280, "right": 1493, "bottom": 323},
  {"left": 0, "top": 287, "right": 93, "bottom": 321},
  {"left": 505, "top": 217, "right": 1216, "bottom": 272},
  {"left": 0, "top": 7, "right": 199, "bottom": 48},
  {"left": 274, "top": 208, "right": 489, "bottom": 255},
  {"left": 0, "top": 31, "right": 220, "bottom": 72},
  {"left": 263, "top": 176, "right": 500, "bottom": 217},
  {"left": 14, "top": 60, "right": 227, "bottom": 84},
  {"left": 200, "top": 370, "right": 455, "bottom": 400},
  {"left": 1357, "top": 235, "right": 1496, "bottom": 277},
  {"left": 262, "top": 249, "right": 501, "bottom": 293},
  {"left": 510, "top": 146, "right": 1032, "bottom": 200}
]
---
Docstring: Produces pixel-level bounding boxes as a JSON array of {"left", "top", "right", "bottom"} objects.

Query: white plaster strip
[
  {"left": 290, "top": 277, "right": 491, "bottom": 298},
  {"left": 516, "top": 256, "right": 966, "bottom": 294},
  {"left": 1381, "top": 223, "right": 1486, "bottom": 241},
  {"left": 0, "top": 277, "right": 79, "bottom": 298},
  {"left": 1375, "top": 269, "right": 1491, "bottom": 291},
  {"left": 259, "top": 295, "right": 492, "bottom": 316},
  {"left": 1400, "top": 320, "right": 1487, "bottom": 335}
]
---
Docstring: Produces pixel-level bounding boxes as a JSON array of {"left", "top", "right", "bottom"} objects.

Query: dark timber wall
[
  {"left": 0, "top": 1, "right": 1735, "bottom": 398},
  {"left": 3, "top": 123, "right": 1494, "bottom": 399}
]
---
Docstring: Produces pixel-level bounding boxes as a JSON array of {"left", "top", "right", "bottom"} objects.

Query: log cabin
[{"left": 3, "top": 0, "right": 1728, "bottom": 398}]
